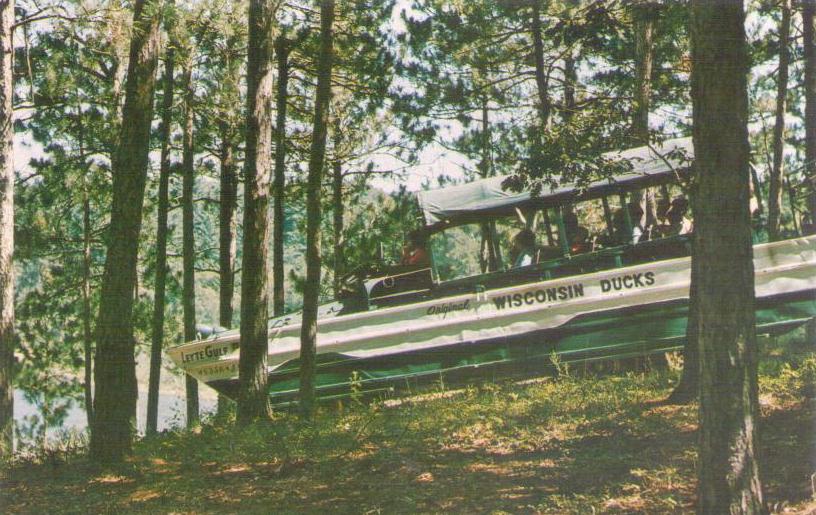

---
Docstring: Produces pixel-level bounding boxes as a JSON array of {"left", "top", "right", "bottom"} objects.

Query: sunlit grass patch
[{"left": 2, "top": 329, "right": 814, "bottom": 513}]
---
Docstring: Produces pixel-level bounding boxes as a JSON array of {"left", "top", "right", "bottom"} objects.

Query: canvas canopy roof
[{"left": 416, "top": 137, "right": 694, "bottom": 230}]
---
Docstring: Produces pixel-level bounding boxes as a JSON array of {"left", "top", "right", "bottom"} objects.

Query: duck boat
[{"left": 168, "top": 138, "right": 816, "bottom": 404}]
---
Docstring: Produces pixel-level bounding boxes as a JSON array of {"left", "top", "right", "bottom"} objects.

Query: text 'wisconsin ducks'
[
  {"left": 492, "top": 283, "right": 585, "bottom": 310},
  {"left": 600, "top": 272, "right": 655, "bottom": 292}
]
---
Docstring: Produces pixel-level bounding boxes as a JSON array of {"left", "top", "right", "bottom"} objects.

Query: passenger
[
  {"left": 400, "top": 230, "right": 430, "bottom": 267},
  {"left": 656, "top": 197, "right": 671, "bottom": 225},
  {"left": 628, "top": 202, "right": 648, "bottom": 242},
  {"left": 562, "top": 210, "right": 594, "bottom": 251},
  {"left": 612, "top": 202, "right": 646, "bottom": 245},
  {"left": 661, "top": 197, "right": 693, "bottom": 236},
  {"left": 570, "top": 226, "right": 593, "bottom": 254},
  {"left": 563, "top": 211, "right": 580, "bottom": 237},
  {"left": 510, "top": 228, "right": 537, "bottom": 268}
]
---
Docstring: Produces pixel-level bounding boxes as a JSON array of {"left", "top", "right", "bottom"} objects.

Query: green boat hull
[{"left": 207, "top": 289, "right": 816, "bottom": 404}]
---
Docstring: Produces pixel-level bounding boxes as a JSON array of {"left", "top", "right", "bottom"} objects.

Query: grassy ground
[{"left": 2, "top": 333, "right": 815, "bottom": 514}]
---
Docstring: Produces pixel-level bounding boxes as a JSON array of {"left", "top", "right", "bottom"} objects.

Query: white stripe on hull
[{"left": 169, "top": 236, "right": 816, "bottom": 383}]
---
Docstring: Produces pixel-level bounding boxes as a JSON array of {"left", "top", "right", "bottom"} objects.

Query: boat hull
[{"left": 168, "top": 236, "right": 816, "bottom": 403}]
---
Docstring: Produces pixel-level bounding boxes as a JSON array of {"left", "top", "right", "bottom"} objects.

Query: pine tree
[
  {"left": 690, "top": 0, "right": 766, "bottom": 511},
  {"left": 768, "top": 0, "right": 791, "bottom": 240},
  {"left": 804, "top": 0, "right": 816, "bottom": 345},
  {"left": 180, "top": 47, "right": 199, "bottom": 428},
  {"left": 273, "top": 34, "right": 291, "bottom": 317},
  {"left": 0, "top": 0, "right": 14, "bottom": 459},
  {"left": 147, "top": 1, "right": 177, "bottom": 436},
  {"left": 90, "top": 0, "right": 161, "bottom": 464},
  {"left": 237, "top": 0, "right": 280, "bottom": 425},
  {"left": 803, "top": 0, "right": 816, "bottom": 226},
  {"left": 299, "top": 0, "right": 335, "bottom": 419}
]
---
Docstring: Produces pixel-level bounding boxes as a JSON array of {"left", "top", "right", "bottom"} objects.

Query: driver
[
  {"left": 400, "top": 230, "right": 430, "bottom": 267},
  {"left": 510, "top": 228, "right": 537, "bottom": 268}
]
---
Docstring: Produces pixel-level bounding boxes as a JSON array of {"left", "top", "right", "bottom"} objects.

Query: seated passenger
[
  {"left": 612, "top": 202, "right": 646, "bottom": 245},
  {"left": 647, "top": 197, "right": 671, "bottom": 240},
  {"left": 660, "top": 197, "right": 693, "bottom": 237},
  {"left": 570, "top": 226, "right": 593, "bottom": 254},
  {"left": 400, "top": 230, "right": 430, "bottom": 267},
  {"left": 562, "top": 210, "right": 596, "bottom": 251},
  {"left": 510, "top": 228, "right": 537, "bottom": 268},
  {"left": 656, "top": 197, "right": 671, "bottom": 225}
]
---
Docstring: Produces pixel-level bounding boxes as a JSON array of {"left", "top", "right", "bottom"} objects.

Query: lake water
[{"left": 13, "top": 388, "right": 218, "bottom": 445}]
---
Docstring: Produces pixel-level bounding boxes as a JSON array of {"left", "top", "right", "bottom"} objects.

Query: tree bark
[
  {"left": 690, "top": 1, "right": 766, "bottom": 512},
  {"left": 82, "top": 192, "right": 94, "bottom": 432},
  {"left": 0, "top": 0, "right": 14, "bottom": 460},
  {"left": 90, "top": 0, "right": 161, "bottom": 464},
  {"left": 299, "top": 0, "right": 335, "bottom": 419},
  {"left": 667, "top": 210, "right": 700, "bottom": 404},
  {"left": 477, "top": 100, "right": 499, "bottom": 273},
  {"left": 218, "top": 121, "right": 237, "bottom": 330},
  {"left": 215, "top": 119, "right": 237, "bottom": 418},
  {"left": 531, "top": 1, "right": 551, "bottom": 130},
  {"left": 632, "top": 1, "right": 656, "bottom": 144},
  {"left": 215, "top": 22, "right": 241, "bottom": 418},
  {"left": 147, "top": 28, "right": 175, "bottom": 437},
  {"left": 805, "top": 0, "right": 816, "bottom": 224},
  {"left": 768, "top": 0, "right": 791, "bottom": 241},
  {"left": 237, "top": 0, "right": 278, "bottom": 425},
  {"left": 332, "top": 159, "right": 344, "bottom": 297},
  {"left": 74, "top": 92, "right": 94, "bottom": 434},
  {"left": 804, "top": 0, "right": 816, "bottom": 344},
  {"left": 563, "top": 51, "right": 577, "bottom": 123},
  {"left": 273, "top": 36, "right": 290, "bottom": 317},
  {"left": 180, "top": 57, "right": 199, "bottom": 428},
  {"left": 633, "top": 2, "right": 659, "bottom": 231}
]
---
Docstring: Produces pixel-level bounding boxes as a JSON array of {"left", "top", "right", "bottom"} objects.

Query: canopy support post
[
  {"left": 601, "top": 196, "right": 615, "bottom": 238},
  {"left": 542, "top": 209, "right": 555, "bottom": 246},
  {"left": 490, "top": 221, "right": 503, "bottom": 269},
  {"left": 555, "top": 208, "right": 570, "bottom": 256},
  {"left": 619, "top": 193, "right": 634, "bottom": 244}
]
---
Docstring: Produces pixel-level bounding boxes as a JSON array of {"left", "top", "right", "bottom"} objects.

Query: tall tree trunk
[
  {"left": 0, "top": 0, "right": 14, "bottom": 460},
  {"left": 299, "top": 0, "right": 335, "bottom": 419},
  {"left": 531, "top": 1, "right": 550, "bottom": 130},
  {"left": 332, "top": 160, "right": 344, "bottom": 297},
  {"left": 147, "top": 28, "right": 175, "bottom": 437},
  {"left": 632, "top": 1, "right": 656, "bottom": 144},
  {"left": 803, "top": 0, "right": 816, "bottom": 344},
  {"left": 631, "top": 1, "right": 665, "bottom": 373},
  {"left": 479, "top": 100, "right": 491, "bottom": 178},
  {"left": 273, "top": 36, "right": 290, "bottom": 317},
  {"left": 82, "top": 192, "right": 94, "bottom": 431},
  {"left": 805, "top": 0, "right": 816, "bottom": 224},
  {"left": 218, "top": 122, "right": 236, "bottom": 331},
  {"left": 180, "top": 57, "right": 199, "bottom": 428},
  {"left": 633, "top": 2, "right": 659, "bottom": 230},
  {"left": 667, "top": 213, "right": 700, "bottom": 404},
  {"left": 90, "top": 0, "right": 161, "bottom": 464},
  {"left": 768, "top": 0, "right": 791, "bottom": 241},
  {"left": 690, "top": 1, "right": 766, "bottom": 512},
  {"left": 216, "top": 120, "right": 236, "bottom": 418},
  {"left": 216, "top": 27, "right": 241, "bottom": 418},
  {"left": 74, "top": 93, "right": 94, "bottom": 433},
  {"left": 237, "top": 0, "right": 278, "bottom": 425},
  {"left": 477, "top": 100, "right": 499, "bottom": 273},
  {"left": 563, "top": 51, "right": 577, "bottom": 123}
]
